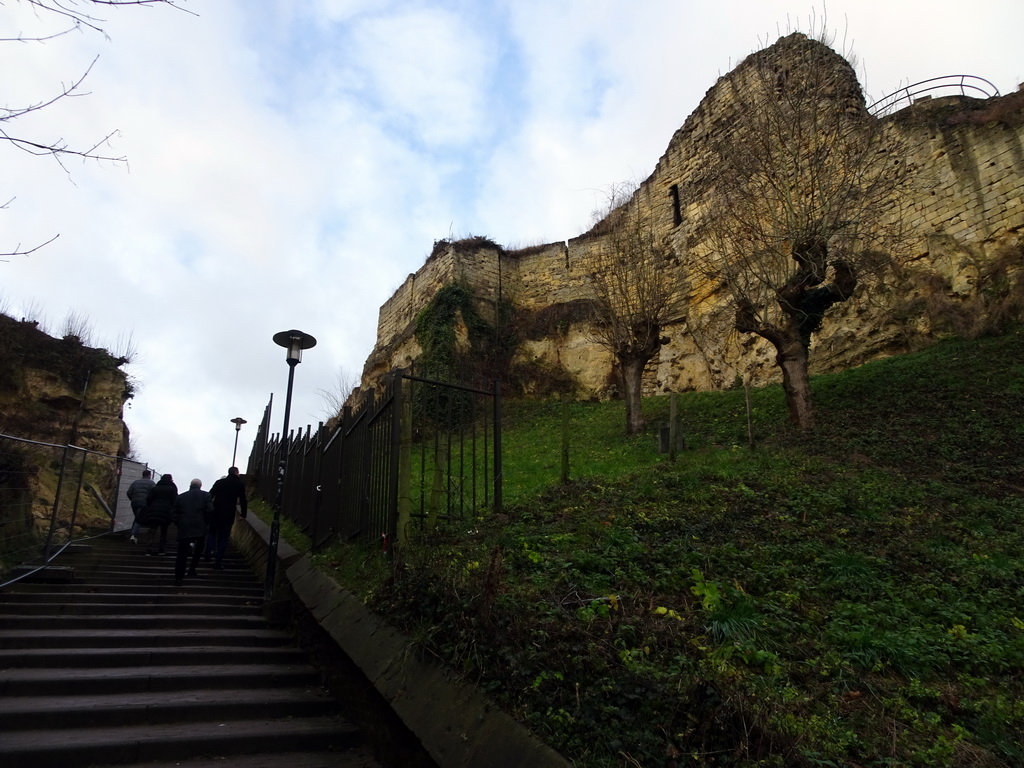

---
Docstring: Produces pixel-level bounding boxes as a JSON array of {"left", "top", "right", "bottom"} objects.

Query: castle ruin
[{"left": 359, "top": 34, "right": 1024, "bottom": 400}]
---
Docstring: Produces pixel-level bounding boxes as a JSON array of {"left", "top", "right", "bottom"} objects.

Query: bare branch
[
  {"left": 0, "top": 232, "right": 61, "bottom": 261},
  {"left": 60, "top": 308, "right": 96, "bottom": 345},
  {"left": 318, "top": 367, "right": 360, "bottom": 422},
  {"left": 0, "top": 56, "right": 126, "bottom": 169},
  {"left": 1, "top": 1, "right": 186, "bottom": 256},
  {"left": 16, "top": 1, "right": 194, "bottom": 37},
  {"left": 106, "top": 328, "right": 138, "bottom": 364},
  {"left": 0, "top": 25, "right": 80, "bottom": 44},
  {"left": 1, "top": 56, "right": 97, "bottom": 122}
]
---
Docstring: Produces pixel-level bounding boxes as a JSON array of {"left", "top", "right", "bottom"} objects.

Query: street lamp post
[
  {"left": 264, "top": 329, "right": 316, "bottom": 603},
  {"left": 230, "top": 417, "right": 247, "bottom": 468}
]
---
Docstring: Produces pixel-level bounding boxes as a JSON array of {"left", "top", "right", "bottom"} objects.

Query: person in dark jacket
[
  {"left": 171, "top": 478, "right": 211, "bottom": 586},
  {"left": 205, "top": 466, "right": 247, "bottom": 570},
  {"left": 143, "top": 473, "right": 178, "bottom": 555},
  {"left": 125, "top": 469, "right": 155, "bottom": 543}
]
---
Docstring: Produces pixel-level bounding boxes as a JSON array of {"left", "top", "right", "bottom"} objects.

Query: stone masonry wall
[{"left": 362, "top": 34, "right": 1024, "bottom": 398}]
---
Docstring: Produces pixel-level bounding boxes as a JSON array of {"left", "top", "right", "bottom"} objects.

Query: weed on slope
[{"left": 316, "top": 329, "right": 1024, "bottom": 767}]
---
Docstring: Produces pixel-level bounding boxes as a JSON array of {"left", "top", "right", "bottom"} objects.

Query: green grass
[
  {"left": 309, "top": 329, "right": 1024, "bottom": 768},
  {"left": 248, "top": 498, "right": 312, "bottom": 553}
]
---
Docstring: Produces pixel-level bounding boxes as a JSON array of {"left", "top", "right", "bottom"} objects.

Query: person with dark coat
[
  {"left": 143, "top": 473, "right": 178, "bottom": 555},
  {"left": 125, "top": 469, "right": 155, "bottom": 543},
  {"left": 206, "top": 467, "right": 247, "bottom": 569},
  {"left": 171, "top": 478, "right": 211, "bottom": 586}
]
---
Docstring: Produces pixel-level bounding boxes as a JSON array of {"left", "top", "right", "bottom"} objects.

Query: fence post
[
  {"left": 493, "top": 378, "right": 502, "bottom": 516},
  {"left": 669, "top": 393, "right": 678, "bottom": 462},
  {"left": 42, "top": 445, "right": 72, "bottom": 563},
  {"left": 745, "top": 379, "right": 755, "bottom": 450},
  {"left": 359, "top": 388, "right": 375, "bottom": 538},
  {"left": 309, "top": 422, "right": 325, "bottom": 550},
  {"left": 69, "top": 448, "right": 89, "bottom": 534},
  {"left": 395, "top": 376, "right": 412, "bottom": 546},
  {"left": 560, "top": 392, "right": 570, "bottom": 484}
]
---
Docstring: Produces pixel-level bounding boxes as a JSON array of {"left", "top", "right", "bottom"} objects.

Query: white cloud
[{"left": 345, "top": 7, "right": 496, "bottom": 147}]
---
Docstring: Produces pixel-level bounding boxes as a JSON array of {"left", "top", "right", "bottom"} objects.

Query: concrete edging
[{"left": 232, "top": 515, "right": 569, "bottom": 768}]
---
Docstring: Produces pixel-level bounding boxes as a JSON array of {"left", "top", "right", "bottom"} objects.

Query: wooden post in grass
[
  {"left": 669, "top": 393, "right": 678, "bottom": 462},
  {"left": 745, "top": 379, "right": 755, "bottom": 449},
  {"left": 561, "top": 393, "right": 570, "bottom": 484}
]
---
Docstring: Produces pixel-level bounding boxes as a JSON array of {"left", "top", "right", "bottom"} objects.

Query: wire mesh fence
[{"left": 0, "top": 432, "right": 148, "bottom": 583}]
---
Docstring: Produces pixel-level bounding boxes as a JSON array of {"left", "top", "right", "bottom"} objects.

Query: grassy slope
[{"left": 315, "top": 329, "right": 1024, "bottom": 768}]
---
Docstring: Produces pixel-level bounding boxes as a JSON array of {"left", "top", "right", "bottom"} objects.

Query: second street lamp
[
  {"left": 264, "top": 329, "right": 317, "bottom": 603},
  {"left": 230, "top": 417, "right": 247, "bottom": 468}
]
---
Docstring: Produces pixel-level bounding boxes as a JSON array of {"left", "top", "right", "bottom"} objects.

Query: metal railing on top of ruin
[{"left": 868, "top": 75, "right": 1001, "bottom": 117}]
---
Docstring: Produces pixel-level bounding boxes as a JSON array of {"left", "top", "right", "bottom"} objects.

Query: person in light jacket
[
  {"left": 171, "top": 478, "right": 211, "bottom": 586},
  {"left": 143, "top": 473, "right": 178, "bottom": 555}
]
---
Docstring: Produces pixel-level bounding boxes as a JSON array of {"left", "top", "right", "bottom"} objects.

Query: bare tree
[
  {"left": 698, "top": 33, "right": 912, "bottom": 430},
  {"left": 15, "top": 297, "right": 49, "bottom": 332},
  {"left": 59, "top": 309, "right": 95, "bottom": 345},
  {"left": 318, "top": 366, "right": 360, "bottom": 422},
  {"left": 106, "top": 328, "right": 138, "bottom": 365},
  {"left": 589, "top": 182, "right": 682, "bottom": 436},
  {"left": 2, "top": 0, "right": 186, "bottom": 258}
]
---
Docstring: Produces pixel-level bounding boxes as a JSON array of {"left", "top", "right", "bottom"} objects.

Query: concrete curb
[{"left": 232, "top": 516, "right": 569, "bottom": 768}]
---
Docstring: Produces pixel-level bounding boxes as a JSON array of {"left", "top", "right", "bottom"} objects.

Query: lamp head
[
  {"left": 272, "top": 329, "right": 317, "bottom": 365},
  {"left": 231, "top": 417, "right": 247, "bottom": 432}
]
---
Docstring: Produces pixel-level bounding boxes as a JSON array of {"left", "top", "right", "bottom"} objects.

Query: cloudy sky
[{"left": 2, "top": 0, "right": 1021, "bottom": 485}]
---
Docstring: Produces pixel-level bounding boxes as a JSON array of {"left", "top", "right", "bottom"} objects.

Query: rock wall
[
  {"left": 0, "top": 313, "right": 132, "bottom": 540},
  {"left": 361, "top": 34, "right": 1024, "bottom": 399},
  {"left": 0, "top": 313, "right": 130, "bottom": 454}
]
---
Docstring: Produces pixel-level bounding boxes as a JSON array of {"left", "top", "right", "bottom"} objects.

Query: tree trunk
[
  {"left": 775, "top": 336, "right": 813, "bottom": 430},
  {"left": 622, "top": 357, "right": 647, "bottom": 436}
]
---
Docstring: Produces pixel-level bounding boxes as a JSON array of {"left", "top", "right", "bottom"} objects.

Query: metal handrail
[{"left": 869, "top": 75, "right": 1001, "bottom": 117}]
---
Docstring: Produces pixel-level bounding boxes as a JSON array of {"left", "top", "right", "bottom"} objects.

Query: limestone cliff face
[
  {"left": 360, "top": 35, "right": 1024, "bottom": 400},
  {"left": 0, "top": 313, "right": 130, "bottom": 455},
  {"left": 0, "top": 313, "right": 132, "bottom": 542}
]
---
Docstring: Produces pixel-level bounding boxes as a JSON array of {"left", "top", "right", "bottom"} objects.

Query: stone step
[
  {"left": 0, "top": 686, "right": 341, "bottom": 729},
  {"left": 6, "top": 566, "right": 76, "bottom": 583},
  {"left": 0, "top": 533, "right": 381, "bottom": 768},
  {"left": 0, "top": 591, "right": 261, "bottom": 606},
  {"left": 0, "top": 644, "right": 306, "bottom": 668},
  {"left": 88, "top": 749, "right": 379, "bottom": 768},
  {"left": 2, "top": 580, "right": 262, "bottom": 596},
  {"left": 0, "top": 627, "right": 293, "bottom": 650},
  {"left": 0, "top": 613, "right": 271, "bottom": 631},
  {"left": 0, "top": 662, "right": 322, "bottom": 696},
  {"left": 0, "top": 715, "right": 364, "bottom": 768},
  {"left": 0, "top": 600, "right": 261, "bottom": 616}
]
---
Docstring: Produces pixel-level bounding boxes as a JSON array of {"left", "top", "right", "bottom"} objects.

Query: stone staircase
[{"left": 0, "top": 533, "right": 381, "bottom": 768}]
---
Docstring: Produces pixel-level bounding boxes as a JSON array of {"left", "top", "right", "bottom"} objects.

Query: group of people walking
[{"left": 125, "top": 467, "right": 248, "bottom": 586}]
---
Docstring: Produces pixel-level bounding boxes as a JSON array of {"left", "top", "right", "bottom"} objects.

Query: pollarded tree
[
  {"left": 589, "top": 182, "right": 682, "bottom": 436},
  {"left": 699, "top": 33, "right": 912, "bottom": 430}
]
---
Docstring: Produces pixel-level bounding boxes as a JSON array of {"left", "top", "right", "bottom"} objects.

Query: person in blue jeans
[{"left": 205, "top": 466, "right": 247, "bottom": 569}]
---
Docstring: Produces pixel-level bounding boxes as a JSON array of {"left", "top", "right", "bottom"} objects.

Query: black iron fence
[
  {"left": 0, "top": 432, "right": 149, "bottom": 583},
  {"left": 246, "top": 370, "right": 502, "bottom": 551}
]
